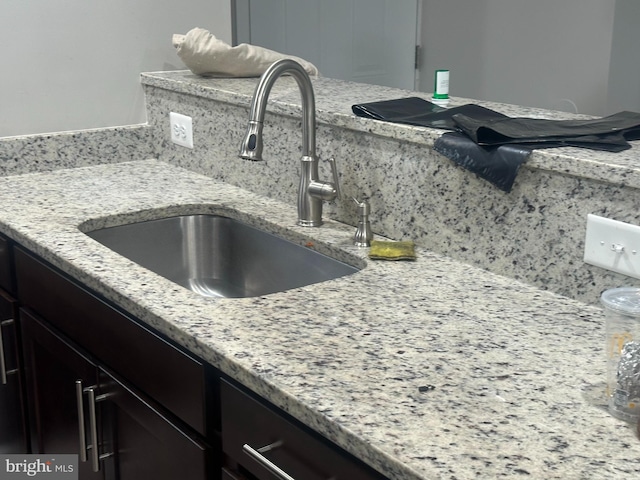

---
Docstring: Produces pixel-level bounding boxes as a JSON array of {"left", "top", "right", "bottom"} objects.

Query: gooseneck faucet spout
[{"left": 239, "top": 59, "right": 340, "bottom": 227}]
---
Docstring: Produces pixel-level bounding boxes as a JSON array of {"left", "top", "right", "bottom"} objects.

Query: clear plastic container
[{"left": 601, "top": 287, "right": 640, "bottom": 422}]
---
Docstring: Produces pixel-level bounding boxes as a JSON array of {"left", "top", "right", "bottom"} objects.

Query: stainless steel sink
[{"left": 86, "top": 214, "right": 359, "bottom": 298}]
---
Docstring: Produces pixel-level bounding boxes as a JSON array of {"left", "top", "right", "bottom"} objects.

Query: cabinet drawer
[
  {"left": 0, "top": 235, "right": 14, "bottom": 294},
  {"left": 14, "top": 247, "right": 209, "bottom": 435},
  {"left": 221, "top": 378, "right": 385, "bottom": 480}
]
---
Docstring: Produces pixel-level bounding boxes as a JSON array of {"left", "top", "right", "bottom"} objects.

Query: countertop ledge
[
  {"left": 141, "top": 70, "right": 640, "bottom": 189},
  {"left": 1, "top": 159, "right": 637, "bottom": 480}
]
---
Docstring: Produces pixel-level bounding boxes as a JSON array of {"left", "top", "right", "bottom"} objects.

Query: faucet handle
[
  {"left": 326, "top": 157, "right": 341, "bottom": 199},
  {"left": 307, "top": 157, "right": 341, "bottom": 202}
]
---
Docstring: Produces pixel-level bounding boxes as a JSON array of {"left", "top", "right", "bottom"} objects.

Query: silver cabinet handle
[
  {"left": 86, "top": 386, "right": 100, "bottom": 472},
  {"left": 82, "top": 385, "right": 114, "bottom": 473},
  {"left": 243, "top": 441, "right": 296, "bottom": 480},
  {"left": 0, "top": 319, "right": 9, "bottom": 385},
  {"left": 75, "top": 380, "right": 88, "bottom": 462},
  {"left": 0, "top": 319, "right": 18, "bottom": 385}
]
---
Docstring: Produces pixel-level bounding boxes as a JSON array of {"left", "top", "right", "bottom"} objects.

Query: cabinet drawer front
[
  {"left": 14, "top": 247, "right": 208, "bottom": 435},
  {"left": 220, "top": 379, "right": 384, "bottom": 480},
  {"left": 0, "top": 235, "right": 14, "bottom": 294}
]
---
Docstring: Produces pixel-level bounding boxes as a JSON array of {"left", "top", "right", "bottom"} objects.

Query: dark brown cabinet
[
  {"left": 21, "top": 310, "right": 210, "bottom": 480},
  {"left": 21, "top": 309, "right": 109, "bottom": 479},
  {"left": 14, "top": 247, "right": 210, "bottom": 437},
  {"left": 4, "top": 240, "right": 389, "bottom": 480},
  {"left": 0, "top": 235, "right": 28, "bottom": 454},
  {"left": 220, "top": 379, "right": 385, "bottom": 480},
  {"left": 0, "top": 290, "right": 27, "bottom": 453},
  {"left": 15, "top": 247, "right": 216, "bottom": 480}
]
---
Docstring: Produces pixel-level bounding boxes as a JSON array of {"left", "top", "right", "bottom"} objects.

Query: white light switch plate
[{"left": 584, "top": 214, "right": 640, "bottom": 279}]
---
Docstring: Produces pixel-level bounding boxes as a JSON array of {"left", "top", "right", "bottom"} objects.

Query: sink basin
[{"left": 86, "top": 214, "right": 359, "bottom": 298}]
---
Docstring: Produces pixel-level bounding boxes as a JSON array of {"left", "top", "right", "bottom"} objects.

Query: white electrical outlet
[
  {"left": 584, "top": 214, "right": 640, "bottom": 279},
  {"left": 169, "top": 112, "right": 193, "bottom": 149}
]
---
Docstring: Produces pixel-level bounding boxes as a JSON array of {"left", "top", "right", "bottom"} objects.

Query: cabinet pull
[
  {"left": 243, "top": 441, "right": 296, "bottom": 480},
  {"left": 0, "top": 319, "right": 18, "bottom": 385},
  {"left": 86, "top": 386, "right": 101, "bottom": 472},
  {"left": 75, "top": 380, "right": 88, "bottom": 462},
  {"left": 84, "top": 385, "right": 114, "bottom": 472}
]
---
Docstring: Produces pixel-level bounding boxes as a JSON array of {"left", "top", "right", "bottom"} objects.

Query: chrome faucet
[{"left": 239, "top": 59, "right": 340, "bottom": 227}]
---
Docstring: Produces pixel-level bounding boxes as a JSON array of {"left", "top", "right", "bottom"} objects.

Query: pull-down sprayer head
[
  {"left": 239, "top": 58, "right": 316, "bottom": 162},
  {"left": 239, "top": 120, "right": 264, "bottom": 161}
]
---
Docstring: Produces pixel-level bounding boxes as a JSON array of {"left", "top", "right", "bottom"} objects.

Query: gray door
[{"left": 234, "top": 0, "right": 419, "bottom": 90}]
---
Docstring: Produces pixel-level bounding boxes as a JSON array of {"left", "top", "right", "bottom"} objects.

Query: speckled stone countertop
[
  {"left": 1, "top": 159, "right": 638, "bottom": 479},
  {"left": 142, "top": 70, "right": 640, "bottom": 188}
]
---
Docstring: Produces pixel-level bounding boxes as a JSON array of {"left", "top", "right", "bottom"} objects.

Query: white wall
[
  {"left": 419, "top": 0, "right": 617, "bottom": 116},
  {"left": 0, "top": 0, "right": 232, "bottom": 138},
  {"left": 607, "top": 0, "right": 640, "bottom": 115}
]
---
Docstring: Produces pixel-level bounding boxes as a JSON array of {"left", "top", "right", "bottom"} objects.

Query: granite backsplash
[{"left": 0, "top": 124, "right": 154, "bottom": 177}]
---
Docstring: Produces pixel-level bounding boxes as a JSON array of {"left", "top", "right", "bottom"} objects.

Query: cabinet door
[
  {"left": 22, "top": 308, "right": 213, "bottom": 480},
  {"left": 21, "top": 308, "right": 108, "bottom": 480},
  {"left": 0, "top": 289, "right": 27, "bottom": 453},
  {"left": 98, "top": 367, "right": 212, "bottom": 480}
]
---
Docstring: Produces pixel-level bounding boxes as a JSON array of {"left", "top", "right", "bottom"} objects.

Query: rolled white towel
[{"left": 172, "top": 28, "right": 319, "bottom": 77}]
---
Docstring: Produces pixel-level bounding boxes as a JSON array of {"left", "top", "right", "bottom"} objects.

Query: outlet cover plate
[
  {"left": 169, "top": 112, "right": 193, "bottom": 149},
  {"left": 584, "top": 214, "right": 640, "bottom": 279}
]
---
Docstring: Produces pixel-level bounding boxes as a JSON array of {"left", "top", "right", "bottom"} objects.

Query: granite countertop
[
  {"left": 0, "top": 159, "right": 638, "bottom": 479},
  {"left": 142, "top": 70, "right": 640, "bottom": 189}
]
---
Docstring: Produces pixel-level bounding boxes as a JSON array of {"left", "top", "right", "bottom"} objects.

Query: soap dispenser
[{"left": 353, "top": 198, "right": 373, "bottom": 247}]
